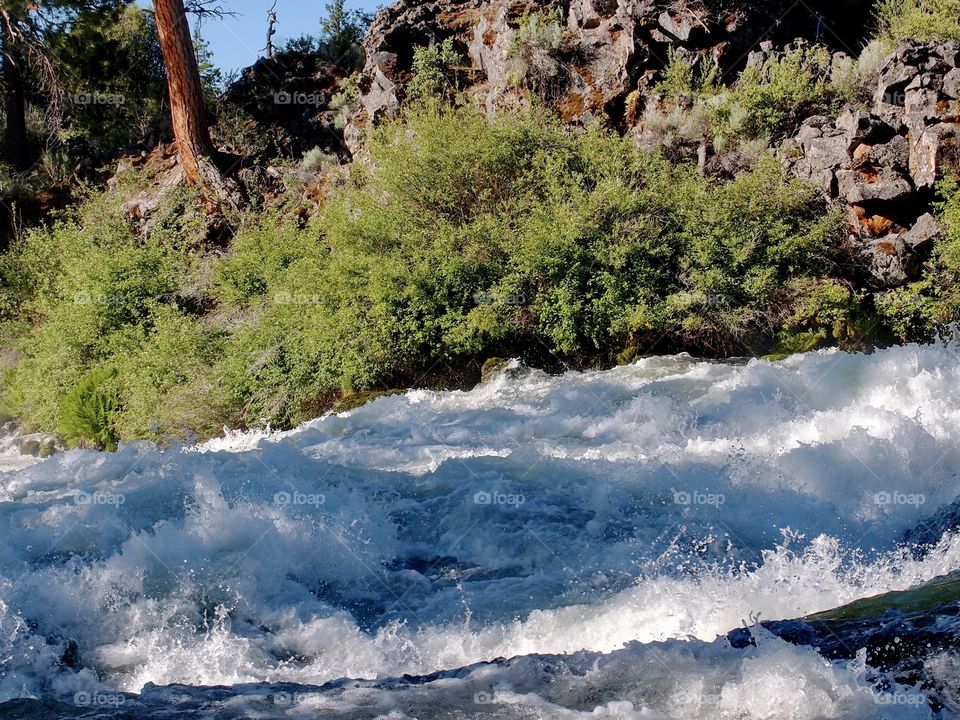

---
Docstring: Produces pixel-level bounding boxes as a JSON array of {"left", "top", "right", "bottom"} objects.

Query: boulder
[
  {"left": 16, "top": 433, "right": 62, "bottom": 459},
  {"left": 836, "top": 166, "right": 914, "bottom": 204},
  {"left": 944, "top": 67, "right": 960, "bottom": 99},
  {"left": 854, "top": 134, "right": 909, "bottom": 171},
  {"left": 728, "top": 571, "right": 960, "bottom": 712},
  {"left": 835, "top": 109, "right": 894, "bottom": 149},
  {"left": 909, "top": 122, "right": 960, "bottom": 189},
  {"left": 902, "top": 212, "right": 940, "bottom": 252},
  {"left": 862, "top": 235, "right": 918, "bottom": 288}
]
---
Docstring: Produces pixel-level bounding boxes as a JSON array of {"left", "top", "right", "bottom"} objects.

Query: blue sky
[{"left": 145, "top": 0, "right": 384, "bottom": 75}]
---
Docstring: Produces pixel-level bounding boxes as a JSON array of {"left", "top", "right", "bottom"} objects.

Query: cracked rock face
[
  {"left": 783, "top": 42, "right": 960, "bottom": 289},
  {"left": 346, "top": 0, "right": 873, "bottom": 153}
]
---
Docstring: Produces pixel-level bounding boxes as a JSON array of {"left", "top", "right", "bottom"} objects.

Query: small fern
[{"left": 59, "top": 368, "right": 120, "bottom": 451}]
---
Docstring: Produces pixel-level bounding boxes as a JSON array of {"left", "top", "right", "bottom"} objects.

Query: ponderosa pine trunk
[
  {"left": 0, "top": 16, "right": 29, "bottom": 172},
  {"left": 152, "top": 0, "right": 216, "bottom": 186}
]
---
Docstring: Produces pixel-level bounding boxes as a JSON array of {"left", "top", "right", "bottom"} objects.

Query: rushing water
[{"left": 0, "top": 345, "right": 959, "bottom": 718}]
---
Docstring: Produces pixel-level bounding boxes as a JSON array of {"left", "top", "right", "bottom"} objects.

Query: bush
[
  {"left": 330, "top": 73, "right": 360, "bottom": 129},
  {"left": 317, "top": 0, "right": 371, "bottom": 69},
  {"left": 648, "top": 44, "right": 851, "bottom": 159},
  {"left": 59, "top": 367, "right": 119, "bottom": 451},
  {"left": 717, "top": 44, "right": 834, "bottom": 141},
  {"left": 508, "top": 9, "right": 565, "bottom": 94},
  {"left": 876, "top": 0, "right": 960, "bottom": 42},
  {"left": 828, "top": 40, "right": 895, "bottom": 107},
  {"left": 301, "top": 147, "right": 335, "bottom": 172},
  {"left": 1, "top": 180, "right": 222, "bottom": 442},
  {"left": 0, "top": 106, "right": 889, "bottom": 437},
  {"left": 206, "top": 104, "right": 845, "bottom": 429},
  {"left": 656, "top": 48, "right": 717, "bottom": 103},
  {"left": 874, "top": 176, "right": 960, "bottom": 340},
  {"left": 408, "top": 39, "right": 464, "bottom": 101}
]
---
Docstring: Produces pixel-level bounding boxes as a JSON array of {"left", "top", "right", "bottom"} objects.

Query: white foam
[{"left": 0, "top": 344, "right": 957, "bottom": 718}]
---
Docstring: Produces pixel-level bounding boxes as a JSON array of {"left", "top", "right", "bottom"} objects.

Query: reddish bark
[{"left": 153, "top": 0, "right": 216, "bottom": 185}]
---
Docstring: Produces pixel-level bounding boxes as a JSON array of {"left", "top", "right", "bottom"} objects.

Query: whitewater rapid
[{"left": 1, "top": 345, "right": 959, "bottom": 718}]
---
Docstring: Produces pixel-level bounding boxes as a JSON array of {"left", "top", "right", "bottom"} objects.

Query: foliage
[
  {"left": 649, "top": 42, "right": 866, "bottom": 159},
  {"left": 508, "top": 8, "right": 565, "bottom": 94},
  {"left": 330, "top": 73, "right": 360, "bottom": 129},
  {"left": 301, "top": 146, "right": 335, "bottom": 171},
  {"left": 718, "top": 44, "right": 834, "bottom": 141},
  {"left": 655, "top": 48, "right": 717, "bottom": 102},
  {"left": 193, "top": 29, "right": 224, "bottom": 107},
  {"left": 407, "top": 39, "right": 464, "bottom": 101},
  {"left": 205, "top": 104, "right": 844, "bottom": 427},
  {"left": 1, "top": 178, "right": 224, "bottom": 441},
  {"left": 874, "top": 176, "right": 960, "bottom": 340},
  {"left": 58, "top": 366, "right": 119, "bottom": 450},
  {"left": 828, "top": 39, "right": 895, "bottom": 107},
  {"left": 9, "top": 2, "right": 166, "bottom": 177},
  {"left": 317, "top": 0, "right": 371, "bottom": 69},
  {"left": 875, "top": 0, "right": 960, "bottom": 41},
  {"left": 5, "top": 106, "right": 957, "bottom": 441}
]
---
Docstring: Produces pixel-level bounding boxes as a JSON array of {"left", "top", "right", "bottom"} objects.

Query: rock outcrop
[
  {"left": 783, "top": 41, "right": 960, "bottom": 288},
  {"left": 221, "top": 49, "right": 355, "bottom": 161},
  {"left": 348, "top": 0, "right": 873, "bottom": 151}
]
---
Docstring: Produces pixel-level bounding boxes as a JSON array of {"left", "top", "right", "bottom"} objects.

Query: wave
[{"left": 0, "top": 344, "right": 958, "bottom": 717}]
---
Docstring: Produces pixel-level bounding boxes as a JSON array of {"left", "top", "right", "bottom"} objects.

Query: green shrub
[
  {"left": 330, "top": 73, "right": 360, "bottom": 129},
  {"left": 717, "top": 45, "right": 834, "bottom": 141},
  {"left": 59, "top": 367, "right": 119, "bottom": 451},
  {"left": 408, "top": 39, "right": 464, "bottom": 101},
  {"left": 208, "top": 104, "right": 845, "bottom": 428},
  {"left": 649, "top": 44, "right": 851, "bottom": 157},
  {"left": 1, "top": 181, "right": 221, "bottom": 441},
  {"left": 874, "top": 176, "right": 960, "bottom": 340},
  {"left": 656, "top": 48, "right": 718, "bottom": 103},
  {"left": 0, "top": 104, "right": 897, "bottom": 437},
  {"left": 876, "top": 0, "right": 960, "bottom": 41},
  {"left": 301, "top": 147, "right": 335, "bottom": 172},
  {"left": 776, "top": 278, "right": 877, "bottom": 351},
  {"left": 508, "top": 9, "right": 565, "bottom": 94},
  {"left": 829, "top": 39, "right": 895, "bottom": 107}
]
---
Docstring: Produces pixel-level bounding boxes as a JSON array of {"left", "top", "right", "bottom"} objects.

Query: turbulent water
[{"left": 1, "top": 345, "right": 959, "bottom": 718}]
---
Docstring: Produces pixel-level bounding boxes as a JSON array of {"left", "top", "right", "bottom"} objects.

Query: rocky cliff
[
  {"left": 784, "top": 41, "right": 960, "bottom": 287},
  {"left": 342, "top": 0, "right": 960, "bottom": 291},
  {"left": 352, "top": 0, "right": 871, "bottom": 128}
]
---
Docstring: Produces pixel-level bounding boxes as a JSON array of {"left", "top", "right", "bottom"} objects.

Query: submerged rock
[
  {"left": 15, "top": 433, "right": 61, "bottom": 459},
  {"left": 730, "top": 571, "right": 960, "bottom": 713}
]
